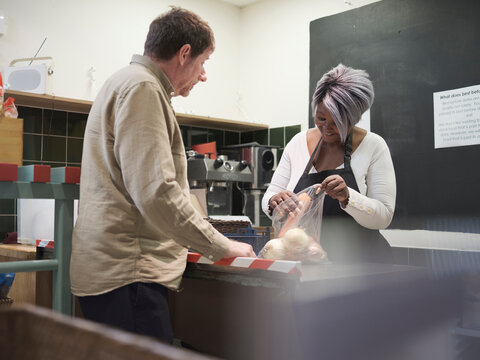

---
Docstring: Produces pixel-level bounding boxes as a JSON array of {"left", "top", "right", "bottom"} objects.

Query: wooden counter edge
[{"left": 0, "top": 243, "right": 36, "bottom": 260}]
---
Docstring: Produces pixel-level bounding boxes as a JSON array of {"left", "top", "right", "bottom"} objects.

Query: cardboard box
[
  {"left": 0, "top": 163, "right": 18, "bottom": 181},
  {"left": 0, "top": 116, "right": 23, "bottom": 166},
  {"left": 0, "top": 305, "right": 215, "bottom": 359},
  {"left": 51, "top": 166, "right": 81, "bottom": 184},
  {"left": 18, "top": 164, "right": 51, "bottom": 183}
]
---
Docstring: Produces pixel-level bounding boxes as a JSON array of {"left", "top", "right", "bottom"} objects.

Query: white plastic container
[
  {"left": 17, "top": 199, "right": 78, "bottom": 245},
  {"left": 4, "top": 56, "right": 54, "bottom": 95}
]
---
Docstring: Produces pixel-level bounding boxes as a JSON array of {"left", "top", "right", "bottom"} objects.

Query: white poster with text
[{"left": 433, "top": 84, "right": 480, "bottom": 149}]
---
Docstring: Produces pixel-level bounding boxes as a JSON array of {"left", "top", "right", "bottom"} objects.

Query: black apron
[{"left": 293, "top": 131, "right": 392, "bottom": 264}]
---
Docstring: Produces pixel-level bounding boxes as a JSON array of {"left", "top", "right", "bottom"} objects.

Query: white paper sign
[{"left": 433, "top": 84, "right": 480, "bottom": 149}]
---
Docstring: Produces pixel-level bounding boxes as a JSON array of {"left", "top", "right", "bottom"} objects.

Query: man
[{"left": 70, "top": 7, "right": 255, "bottom": 343}]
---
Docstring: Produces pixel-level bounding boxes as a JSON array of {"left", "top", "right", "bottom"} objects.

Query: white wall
[
  {"left": 237, "top": 0, "right": 381, "bottom": 129},
  {"left": 0, "top": 0, "right": 381, "bottom": 127},
  {"left": 0, "top": 0, "right": 241, "bottom": 120}
]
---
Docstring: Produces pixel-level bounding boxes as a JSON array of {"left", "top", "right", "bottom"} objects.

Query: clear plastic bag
[
  {"left": 259, "top": 185, "right": 329, "bottom": 263},
  {"left": 3, "top": 97, "right": 18, "bottom": 118}
]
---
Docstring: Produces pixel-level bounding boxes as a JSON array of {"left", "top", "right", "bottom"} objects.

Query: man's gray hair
[{"left": 311, "top": 64, "right": 374, "bottom": 143}]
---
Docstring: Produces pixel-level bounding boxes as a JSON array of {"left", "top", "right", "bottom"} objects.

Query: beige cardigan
[{"left": 70, "top": 55, "right": 230, "bottom": 296}]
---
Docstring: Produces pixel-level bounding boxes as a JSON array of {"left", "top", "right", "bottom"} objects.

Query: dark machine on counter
[
  {"left": 187, "top": 152, "right": 253, "bottom": 216},
  {"left": 221, "top": 142, "right": 278, "bottom": 226}
]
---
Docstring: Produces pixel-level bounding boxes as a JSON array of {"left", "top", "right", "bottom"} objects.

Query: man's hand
[{"left": 224, "top": 240, "right": 256, "bottom": 258}]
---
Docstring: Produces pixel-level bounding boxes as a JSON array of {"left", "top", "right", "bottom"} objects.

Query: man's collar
[{"left": 130, "top": 55, "right": 175, "bottom": 98}]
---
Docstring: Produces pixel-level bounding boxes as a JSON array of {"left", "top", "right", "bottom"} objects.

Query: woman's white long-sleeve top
[{"left": 262, "top": 130, "right": 396, "bottom": 230}]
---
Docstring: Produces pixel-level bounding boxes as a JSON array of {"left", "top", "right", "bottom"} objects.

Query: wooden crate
[
  {"left": 0, "top": 305, "right": 217, "bottom": 360},
  {"left": 0, "top": 116, "right": 23, "bottom": 166}
]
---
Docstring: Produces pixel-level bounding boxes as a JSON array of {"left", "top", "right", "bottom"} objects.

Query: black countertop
[
  {"left": 178, "top": 261, "right": 461, "bottom": 360},
  {"left": 183, "top": 260, "right": 426, "bottom": 291}
]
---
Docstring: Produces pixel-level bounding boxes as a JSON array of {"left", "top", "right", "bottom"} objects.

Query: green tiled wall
[
  {"left": 268, "top": 124, "right": 301, "bottom": 163},
  {"left": 180, "top": 126, "right": 240, "bottom": 149},
  {"left": 285, "top": 125, "right": 301, "bottom": 144},
  {"left": 19, "top": 106, "right": 87, "bottom": 167},
  {"left": 240, "top": 124, "right": 302, "bottom": 149},
  {"left": 268, "top": 127, "right": 284, "bottom": 147},
  {"left": 0, "top": 106, "right": 302, "bottom": 241},
  {"left": 0, "top": 109, "right": 246, "bottom": 240},
  {"left": 0, "top": 106, "right": 88, "bottom": 241}
]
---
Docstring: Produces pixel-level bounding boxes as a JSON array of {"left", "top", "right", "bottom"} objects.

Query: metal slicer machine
[
  {"left": 221, "top": 143, "right": 279, "bottom": 226},
  {"left": 187, "top": 152, "right": 253, "bottom": 216}
]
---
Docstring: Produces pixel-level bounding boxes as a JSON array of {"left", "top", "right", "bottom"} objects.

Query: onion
[
  {"left": 260, "top": 238, "right": 285, "bottom": 260},
  {"left": 304, "top": 241, "right": 328, "bottom": 264},
  {"left": 282, "top": 227, "right": 309, "bottom": 254}
]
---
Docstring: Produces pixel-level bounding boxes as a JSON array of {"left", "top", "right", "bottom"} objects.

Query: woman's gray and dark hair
[{"left": 312, "top": 64, "right": 374, "bottom": 143}]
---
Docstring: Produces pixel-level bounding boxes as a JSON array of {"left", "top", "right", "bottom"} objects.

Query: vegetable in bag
[{"left": 259, "top": 185, "right": 328, "bottom": 264}]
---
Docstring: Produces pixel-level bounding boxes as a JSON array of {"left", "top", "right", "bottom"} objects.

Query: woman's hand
[
  {"left": 320, "top": 175, "right": 349, "bottom": 203},
  {"left": 268, "top": 190, "right": 299, "bottom": 216}
]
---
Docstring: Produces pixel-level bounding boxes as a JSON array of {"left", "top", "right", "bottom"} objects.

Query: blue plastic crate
[{"left": 223, "top": 225, "right": 270, "bottom": 255}]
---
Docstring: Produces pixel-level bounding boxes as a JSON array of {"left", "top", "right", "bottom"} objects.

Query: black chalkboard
[{"left": 310, "top": 0, "right": 480, "bottom": 232}]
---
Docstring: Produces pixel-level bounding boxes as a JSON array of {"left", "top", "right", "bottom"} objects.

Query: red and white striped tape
[
  {"left": 187, "top": 252, "right": 302, "bottom": 276},
  {"left": 36, "top": 239, "right": 54, "bottom": 248}
]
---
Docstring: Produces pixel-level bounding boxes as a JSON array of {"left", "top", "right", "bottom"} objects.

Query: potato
[
  {"left": 304, "top": 241, "right": 328, "bottom": 264},
  {"left": 260, "top": 238, "right": 285, "bottom": 260}
]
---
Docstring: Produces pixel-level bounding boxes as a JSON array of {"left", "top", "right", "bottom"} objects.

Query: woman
[{"left": 262, "top": 64, "right": 396, "bottom": 263}]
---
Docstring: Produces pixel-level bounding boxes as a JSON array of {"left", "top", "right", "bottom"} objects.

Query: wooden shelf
[
  {"left": 5, "top": 90, "right": 92, "bottom": 114},
  {"left": 175, "top": 113, "right": 267, "bottom": 131},
  {"left": 5, "top": 90, "right": 268, "bottom": 132}
]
